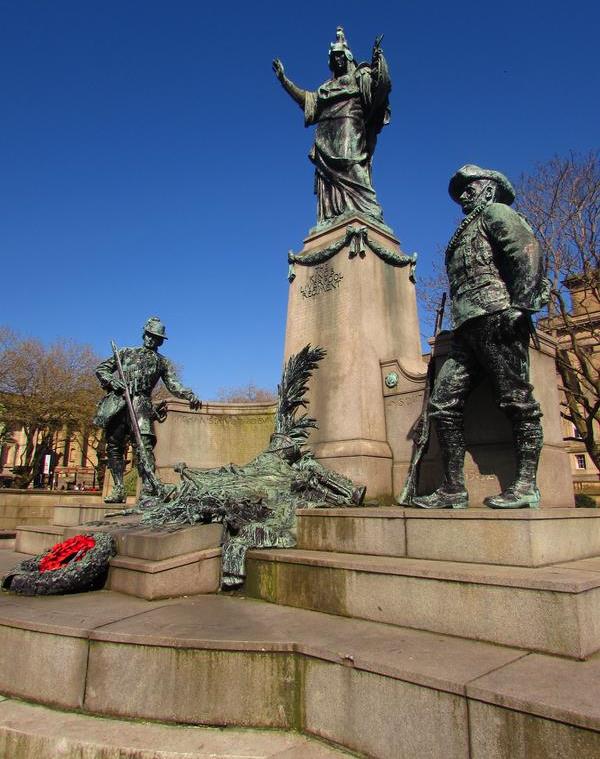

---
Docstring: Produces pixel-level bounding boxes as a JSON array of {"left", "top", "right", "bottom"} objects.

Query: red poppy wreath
[{"left": 2, "top": 532, "right": 116, "bottom": 596}]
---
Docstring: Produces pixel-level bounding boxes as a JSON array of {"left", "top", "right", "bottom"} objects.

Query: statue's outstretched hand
[
  {"left": 188, "top": 394, "right": 201, "bottom": 411},
  {"left": 155, "top": 400, "right": 168, "bottom": 423},
  {"left": 272, "top": 58, "right": 285, "bottom": 81}
]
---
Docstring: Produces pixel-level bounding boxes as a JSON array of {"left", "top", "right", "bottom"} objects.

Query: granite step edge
[
  {"left": 0, "top": 697, "right": 353, "bottom": 758},
  {"left": 247, "top": 548, "right": 600, "bottom": 592}
]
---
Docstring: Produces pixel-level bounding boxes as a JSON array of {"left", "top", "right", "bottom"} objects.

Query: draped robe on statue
[{"left": 304, "top": 55, "right": 391, "bottom": 225}]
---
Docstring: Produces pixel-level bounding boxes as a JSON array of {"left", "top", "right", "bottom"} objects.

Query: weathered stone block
[
  {"left": 14, "top": 525, "right": 65, "bottom": 554},
  {"left": 85, "top": 642, "right": 297, "bottom": 728},
  {"left": 405, "top": 508, "right": 600, "bottom": 566},
  {"left": 304, "top": 659, "right": 469, "bottom": 759},
  {"left": 284, "top": 215, "right": 424, "bottom": 498},
  {"left": 246, "top": 551, "right": 600, "bottom": 658},
  {"left": 0, "top": 625, "right": 87, "bottom": 708},
  {"left": 107, "top": 548, "right": 221, "bottom": 600},
  {"left": 469, "top": 701, "right": 600, "bottom": 759},
  {"left": 296, "top": 507, "right": 406, "bottom": 556}
]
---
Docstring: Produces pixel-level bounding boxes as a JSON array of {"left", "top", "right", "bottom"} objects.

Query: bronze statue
[
  {"left": 140, "top": 346, "right": 365, "bottom": 587},
  {"left": 93, "top": 317, "right": 200, "bottom": 503},
  {"left": 273, "top": 27, "right": 391, "bottom": 227},
  {"left": 409, "top": 165, "right": 549, "bottom": 510}
]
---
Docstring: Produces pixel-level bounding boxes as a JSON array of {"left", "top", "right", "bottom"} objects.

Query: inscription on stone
[
  {"left": 175, "top": 415, "right": 274, "bottom": 428},
  {"left": 300, "top": 264, "right": 343, "bottom": 299},
  {"left": 202, "top": 415, "right": 273, "bottom": 426},
  {"left": 464, "top": 471, "right": 496, "bottom": 482},
  {"left": 387, "top": 392, "right": 422, "bottom": 407}
]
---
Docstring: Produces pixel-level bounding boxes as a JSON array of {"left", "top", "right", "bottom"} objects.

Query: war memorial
[{"left": 0, "top": 26, "right": 599, "bottom": 759}]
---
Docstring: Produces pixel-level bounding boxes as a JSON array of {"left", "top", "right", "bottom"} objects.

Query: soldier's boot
[
  {"left": 412, "top": 422, "right": 469, "bottom": 509},
  {"left": 105, "top": 458, "right": 126, "bottom": 504},
  {"left": 484, "top": 420, "right": 543, "bottom": 509},
  {"left": 138, "top": 441, "right": 157, "bottom": 497}
]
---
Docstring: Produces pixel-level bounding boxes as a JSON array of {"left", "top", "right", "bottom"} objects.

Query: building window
[
  {"left": 573, "top": 425, "right": 583, "bottom": 439},
  {"left": 575, "top": 454, "right": 587, "bottom": 470}
]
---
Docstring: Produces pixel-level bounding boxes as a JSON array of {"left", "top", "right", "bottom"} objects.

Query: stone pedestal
[
  {"left": 284, "top": 215, "right": 424, "bottom": 497},
  {"left": 384, "top": 329, "right": 575, "bottom": 507},
  {"left": 65, "top": 517, "right": 224, "bottom": 599}
]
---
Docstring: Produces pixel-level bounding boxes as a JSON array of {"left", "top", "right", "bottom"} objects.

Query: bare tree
[
  {"left": 0, "top": 333, "right": 102, "bottom": 486},
  {"left": 516, "top": 152, "right": 600, "bottom": 469},
  {"left": 417, "top": 257, "right": 450, "bottom": 338},
  {"left": 216, "top": 383, "right": 277, "bottom": 404}
]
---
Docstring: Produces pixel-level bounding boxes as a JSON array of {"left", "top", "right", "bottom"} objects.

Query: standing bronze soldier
[
  {"left": 413, "top": 165, "right": 549, "bottom": 510},
  {"left": 94, "top": 317, "right": 200, "bottom": 503}
]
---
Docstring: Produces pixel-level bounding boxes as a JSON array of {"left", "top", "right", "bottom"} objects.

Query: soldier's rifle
[
  {"left": 397, "top": 292, "right": 446, "bottom": 505},
  {"left": 525, "top": 313, "right": 541, "bottom": 352},
  {"left": 111, "top": 340, "right": 164, "bottom": 499}
]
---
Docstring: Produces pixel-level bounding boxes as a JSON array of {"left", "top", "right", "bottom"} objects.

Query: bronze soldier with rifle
[
  {"left": 405, "top": 165, "right": 549, "bottom": 510},
  {"left": 93, "top": 317, "right": 200, "bottom": 503}
]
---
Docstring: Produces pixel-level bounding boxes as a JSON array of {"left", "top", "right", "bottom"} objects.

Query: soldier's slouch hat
[
  {"left": 449, "top": 164, "right": 516, "bottom": 205},
  {"left": 144, "top": 316, "right": 168, "bottom": 340}
]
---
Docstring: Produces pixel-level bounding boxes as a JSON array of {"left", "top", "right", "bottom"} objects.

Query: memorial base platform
[{"left": 1, "top": 505, "right": 599, "bottom": 757}]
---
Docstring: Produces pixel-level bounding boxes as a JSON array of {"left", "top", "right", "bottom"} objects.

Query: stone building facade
[{"left": 538, "top": 271, "right": 600, "bottom": 500}]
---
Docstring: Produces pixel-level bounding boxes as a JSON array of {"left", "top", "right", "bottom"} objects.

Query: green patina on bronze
[
  {"left": 139, "top": 346, "right": 365, "bottom": 587},
  {"left": 273, "top": 27, "right": 391, "bottom": 228},
  {"left": 94, "top": 317, "right": 200, "bottom": 505},
  {"left": 287, "top": 225, "right": 417, "bottom": 282},
  {"left": 404, "top": 165, "right": 550, "bottom": 511}
]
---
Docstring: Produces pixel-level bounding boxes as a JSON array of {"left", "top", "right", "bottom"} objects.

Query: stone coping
[
  {"left": 304, "top": 212, "right": 399, "bottom": 245},
  {"left": 110, "top": 547, "right": 221, "bottom": 574},
  {"left": 1, "top": 586, "right": 600, "bottom": 731},
  {"left": 15, "top": 524, "right": 64, "bottom": 536},
  {"left": 298, "top": 507, "right": 406, "bottom": 518},
  {"left": 0, "top": 489, "right": 102, "bottom": 498},
  {"left": 0, "top": 698, "right": 348, "bottom": 758},
  {"left": 248, "top": 548, "right": 600, "bottom": 593},
  {"left": 297, "top": 507, "right": 600, "bottom": 520},
  {"left": 64, "top": 520, "right": 224, "bottom": 562},
  {"left": 0, "top": 589, "right": 523, "bottom": 696},
  {"left": 467, "top": 652, "right": 600, "bottom": 733},
  {"left": 558, "top": 557, "right": 600, "bottom": 572},
  {"left": 164, "top": 399, "right": 276, "bottom": 415},
  {"left": 51, "top": 503, "right": 116, "bottom": 511}
]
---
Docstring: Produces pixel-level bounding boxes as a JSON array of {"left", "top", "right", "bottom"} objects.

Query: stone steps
[
  {"left": 14, "top": 523, "right": 65, "bottom": 554},
  {"left": 296, "top": 507, "right": 600, "bottom": 566},
  {"left": 107, "top": 546, "right": 222, "bottom": 599},
  {"left": 15, "top": 517, "right": 225, "bottom": 600},
  {"left": 245, "top": 547, "right": 600, "bottom": 659},
  {"left": 0, "top": 586, "right": 598, "bottom": 758},
  {"left": 0, "top": 697, "right": 349, "bottom": 758},
  {"left": 14, "top": 501, "right": 118, "bottom": 555}
]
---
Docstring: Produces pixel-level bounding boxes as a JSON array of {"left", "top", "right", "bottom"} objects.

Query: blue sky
[{"left": 1, "top": 1, "right": 598, "bottom": 398}]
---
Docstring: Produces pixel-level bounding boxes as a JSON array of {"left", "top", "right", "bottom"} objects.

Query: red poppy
[{"left": 39, "top": 535, "right": 97, "bottom": 572}]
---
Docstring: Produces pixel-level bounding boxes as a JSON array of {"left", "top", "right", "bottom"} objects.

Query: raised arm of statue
[
  {"left": 369, "top": 45, "right": 391, "bottom": 111},
  {"left": 272, "top": 58, "right": 307, "bottom": 109}
]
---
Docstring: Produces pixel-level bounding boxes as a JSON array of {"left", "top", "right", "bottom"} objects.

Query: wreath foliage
[{"left": 2, "top": 532, "right": 116, "bottom": 596}]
